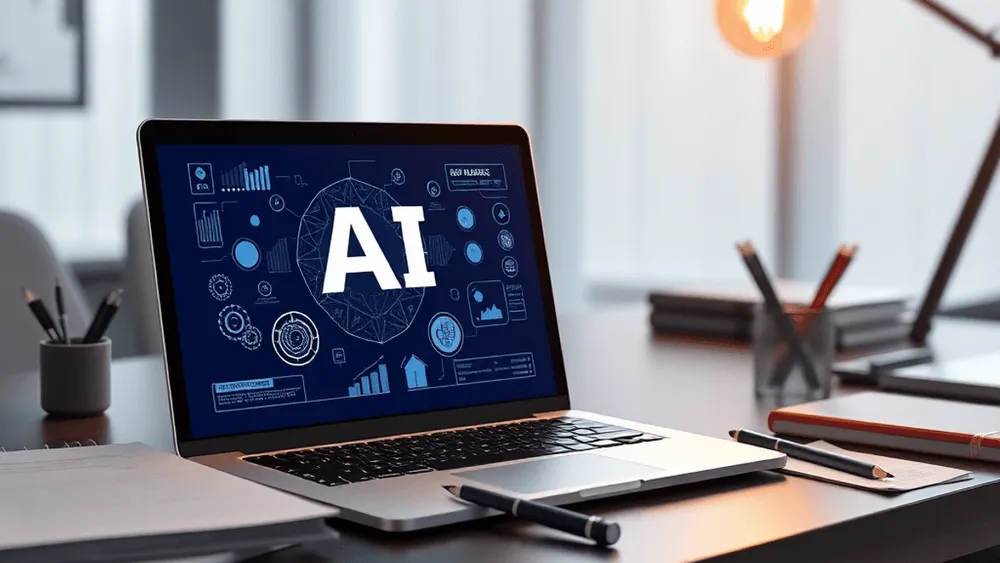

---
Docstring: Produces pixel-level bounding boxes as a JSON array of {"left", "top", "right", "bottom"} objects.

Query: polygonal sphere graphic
[{"left": 297, "top": 177, "right": 425, "bottom": 344}]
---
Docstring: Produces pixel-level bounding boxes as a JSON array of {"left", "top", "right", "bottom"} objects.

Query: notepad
[
  {"left": 781, "top": 441, "right": 972, "bottom": 492},
  {"left": 0, "top": 442, "right": 338, "bottom": 562}
]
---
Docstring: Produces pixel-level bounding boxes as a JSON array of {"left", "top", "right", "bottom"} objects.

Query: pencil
[
  {"left": 769, "top": 244, "right": 857, "bottom": 385},
  {"left": 730, "top": 429, "right": 892, "bottom": 480},
  {"left": 736, "top": 241, "right": 821, "bottom": 389},
  {"left": 23, "top": 288, "right": 62, "bottom": 343},
  {"left": 810, "top": 244, "right": 857, "bottom": 310}
]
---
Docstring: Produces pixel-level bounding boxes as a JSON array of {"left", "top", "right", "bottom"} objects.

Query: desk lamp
[{"left": 715, "top": 0, "right": 1000, "bottom": 377}]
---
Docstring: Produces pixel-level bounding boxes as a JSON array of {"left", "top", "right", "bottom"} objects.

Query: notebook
[
  {"left": 878, "top": 352, "right": 1000, "bottom": 404},
  {"left": 0, "top": 442, "right": 338, "bottom": 563},
  {"left": 768, "top": 392, "right": 1000, "bottom": 462}
]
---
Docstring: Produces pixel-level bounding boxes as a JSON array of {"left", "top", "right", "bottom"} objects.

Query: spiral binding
[{"left": 0, "top": 439, "right": 98, "bottom": 452}]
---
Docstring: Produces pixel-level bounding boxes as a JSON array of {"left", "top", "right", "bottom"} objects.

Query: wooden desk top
[{"left": 4, "top": 305, "right": 1000, "bottom": 562}]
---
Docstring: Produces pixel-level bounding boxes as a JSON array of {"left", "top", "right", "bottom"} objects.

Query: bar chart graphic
[
  {"left": 267, "top": 238, "right": 292, "bottom": 273},
  {"left": 221, "top": 163, "right": 272, "bottom": 192},
  {"left": 348, "top": 357, "right": 391, "bottom": 398},
  {"left": 193, "top": 202, "right": 224, "bottom": 248}
]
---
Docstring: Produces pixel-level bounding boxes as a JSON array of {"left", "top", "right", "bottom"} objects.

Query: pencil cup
[
  {"left": 752, "top": 304, "right": 834, "bottom": 402},
  {"left": 39, "top": 337, "right": 111, "bottom": 417}
]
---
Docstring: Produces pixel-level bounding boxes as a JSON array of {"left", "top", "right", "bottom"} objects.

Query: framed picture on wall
[{"left": 0, "top": 0, "right": 85, "bottom": 107}]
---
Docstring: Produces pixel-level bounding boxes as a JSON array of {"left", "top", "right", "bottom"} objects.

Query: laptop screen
[{"left": 154, "top": 144, "right": 559, "bottom": 440}]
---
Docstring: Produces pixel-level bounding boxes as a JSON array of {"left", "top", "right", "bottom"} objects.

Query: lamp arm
[{"left": 911, "top": 0, "right": 1000, "bottom": 57}]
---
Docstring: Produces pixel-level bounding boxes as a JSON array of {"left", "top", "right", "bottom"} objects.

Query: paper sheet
[
  {"left": 780, "top": 441, "right": 973, "bottom": 492},
  {"left": 0, "top": 442, "right": 337, "bottom": 552}
]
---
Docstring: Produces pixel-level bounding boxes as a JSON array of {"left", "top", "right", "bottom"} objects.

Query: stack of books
[{"left": 648, "top": 279, "right": 912, "bottom": 350}]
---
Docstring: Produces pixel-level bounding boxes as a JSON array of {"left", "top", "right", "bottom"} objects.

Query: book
[
  {"left": 647, "top": 279, "right": 910, "bottom": 328},
  {"left": 0, "top": 442, "right": 338, "bottom": 562},
  {"left": 878, "top": 352, "right": 1000, "bottom": 404},
  {"left": 650, "top": 308, "right": 910, "bottom": 350},
  {"left": 648, "top": 309, "right": 751, "bottom": 340},
  {"left": 836, "top": 315, "right": 913, "bottom": 350},
  {"left": 768, "top": 392, "right": 1000, "bottom": 462}
]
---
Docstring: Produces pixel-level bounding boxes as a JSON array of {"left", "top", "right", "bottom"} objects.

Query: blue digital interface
[{"left": 157, "top": 145, "right": 558, "bottom": 439}]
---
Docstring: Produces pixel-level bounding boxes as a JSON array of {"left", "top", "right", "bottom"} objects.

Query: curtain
[{"left": 0, "top": 0, "right": 149, "bottom": 260}]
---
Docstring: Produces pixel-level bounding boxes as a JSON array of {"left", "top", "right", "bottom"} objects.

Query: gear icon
[
  {"left": 241, "top": 326, "right": 262, "bottom": 350},
  {"left": 208, "top": 274, "right": 232, "bottom": 301},
  {"left": 218, "top": 304, "right": 251, "bottom": 341}
]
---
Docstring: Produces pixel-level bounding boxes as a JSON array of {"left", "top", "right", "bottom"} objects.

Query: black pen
[
  {"left": 443, "top": 484, "right": 620, "bottom": 546},
  {"left": 84, "top": 289, "right": 123, "bottom": 344},
  {"left": 23, "top": 288, "right": 62, "bottom": 343},
  {"left": 730, "top": 429, "right": 892, "bottom": 480},
  {"left": 83, "top": 289, "right": 114, "bottom": 344},
  {"left": 93, "top": 290, "right": 123, "bottom": 341},
  {"left": 736, "top": 241, "right": 821, "bottom": 388},
  {"left": 55, "top": 281, "right": 68, "bottom": 344}
]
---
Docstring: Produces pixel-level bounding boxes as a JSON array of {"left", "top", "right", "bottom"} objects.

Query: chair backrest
[
  {"left": 124, "top": 199, "right": 163, "bottom": 356},
  {"left": 0, "top": 211, "right": 91, "bottom": 376}
]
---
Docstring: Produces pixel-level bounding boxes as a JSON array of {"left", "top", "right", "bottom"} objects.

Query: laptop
[{"left": 136, "top": 120, "right": 785, "bottom": 532}]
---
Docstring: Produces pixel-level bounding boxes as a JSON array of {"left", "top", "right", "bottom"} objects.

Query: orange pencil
[{"left": 810, "top": 244, "right": 857, "bottom": 310}]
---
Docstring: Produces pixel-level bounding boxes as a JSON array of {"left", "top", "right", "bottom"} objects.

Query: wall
[
  {"left": 578, "top": 1, "right": 778, "bottom": 289},
  {"left": 793, "top": 0, "right": 1000, "bottom": 304}
]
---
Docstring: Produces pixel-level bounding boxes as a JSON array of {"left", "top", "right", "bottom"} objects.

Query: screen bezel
[{"left": 136, "top": 119, "right": 571, "bottom": 457}]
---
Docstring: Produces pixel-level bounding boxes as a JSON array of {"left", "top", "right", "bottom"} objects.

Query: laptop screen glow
[{"left": 154, "top": 144, "right": 558, "bottom": 439}]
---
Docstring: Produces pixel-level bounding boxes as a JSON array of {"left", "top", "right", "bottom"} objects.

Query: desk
[{"left": 3, "top": 305, "right": 1000, "bottom": 562}]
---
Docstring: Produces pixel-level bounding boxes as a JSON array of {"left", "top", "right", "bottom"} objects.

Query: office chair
[
  {"left": 124, "top": 199, "right": 163, "bottom": 356},
  {"left": 0, "top": 210, "right": 91, "bottom": 376}
]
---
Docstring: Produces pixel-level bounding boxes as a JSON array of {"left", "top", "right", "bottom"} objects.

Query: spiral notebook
[
  {"left": 0, "top": 438, "right": 101, "bottom": 452},
  {"left": 0, "top": 441, "right": 338, "bottom": 563}
]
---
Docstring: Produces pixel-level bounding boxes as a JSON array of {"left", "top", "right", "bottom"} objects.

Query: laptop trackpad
[{"left": 454, "top": 454, "right": 661, "bottom": 495}]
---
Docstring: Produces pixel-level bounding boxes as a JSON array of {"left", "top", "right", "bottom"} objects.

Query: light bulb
[{"left": 716, "top": 0, "right": 815, "bottom": 59}]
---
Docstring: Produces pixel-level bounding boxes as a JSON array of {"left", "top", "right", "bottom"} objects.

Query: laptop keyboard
[{"left": 243, "top": 416, "right": 664, "bottom": 487}]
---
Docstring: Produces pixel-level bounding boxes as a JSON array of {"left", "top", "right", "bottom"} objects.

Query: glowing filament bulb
[{"left": 741, "top": 0, "right": 785, "bottom": 42}]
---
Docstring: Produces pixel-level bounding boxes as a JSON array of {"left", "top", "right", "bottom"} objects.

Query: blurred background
[{"left": 2, "top": 0, "right": 1000, "bottom": 359}]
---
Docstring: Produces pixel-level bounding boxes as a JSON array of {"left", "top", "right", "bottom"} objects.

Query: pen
[
  {"left": 55, "top": 280, "right": 69, "bottom": 344},
  {"left": 769, "top": 244, "right": 857, "bottom": 385},
  {"left": 93, "top": 290, "right": 123, "bottom": 341},
  {"left": 23, "top": 288, "right": 62, "bottom": 343},
  {"left": 729, "top": 429, "right": 892, "bottom": 480},
  {"left": 736, "top": 241, "right": 821, "bottom": 388},
  {"left": 84, "top": 289, "right": 123, "bottom": 344},
  {"left": 443, "top": 484, "right": 621, "bottom": 546}
]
